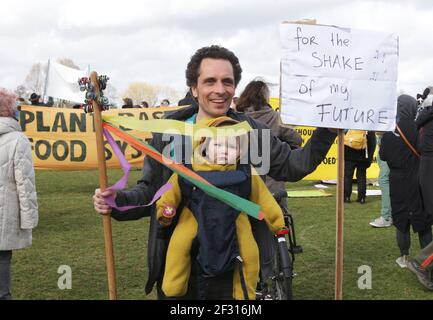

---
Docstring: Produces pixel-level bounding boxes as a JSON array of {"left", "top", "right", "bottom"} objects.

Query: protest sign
[{"left": 280, "top": 23, "right": 399, "bottom": 131}]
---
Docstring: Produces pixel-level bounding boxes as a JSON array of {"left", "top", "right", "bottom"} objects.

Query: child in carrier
[{"left": 156, "top": 116, "right": 286, "bottom": 300}]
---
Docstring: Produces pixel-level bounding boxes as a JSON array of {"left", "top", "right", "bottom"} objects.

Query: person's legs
[
  {"left": 377, "top": 155, "right": 391, "bottom": 220},
  {"left": 414, "top": 240, "right": 433, "bottom": 268},
  {"left": 396, "top": 227, "right": 410, "bottom": 256},
  {"left": 344, "top": 161, "right": 356, "bottom": 201},
  {"left": 0, "top": 251, "right": 12, "bottom": 300},
  {"left": 418, "top": 227, "right": 433, "bottom": 250},
  {"left": 408, "top": 240, "right": 433, "bottom": 290},
  {"left": 356, "top": 163, "right": 367, "bottom": 203},
  {"left": 396, "top": 226, "right": 410, "bottom": 267}
]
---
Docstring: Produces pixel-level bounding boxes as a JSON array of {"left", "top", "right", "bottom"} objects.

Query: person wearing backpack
[{"left": 343, "top": 130, "right": 376, "bottom": 204}]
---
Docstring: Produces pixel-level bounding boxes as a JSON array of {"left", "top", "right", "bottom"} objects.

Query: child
[{"left": 156, "top": 116, "right": 285, "bottom": 299}]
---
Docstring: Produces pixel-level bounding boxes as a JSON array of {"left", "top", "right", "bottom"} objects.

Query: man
[
  {"left": 160, "top": 99, "right": 170, "bottom": 107},
  {"left": 29, "top": 93, "right": 44, "bottom": 106},
  {"left": 178, "top": 89, "right": 195, "bottom": 106},
  {"left": 93, "top": 45, "right": 337, "bottom": 299}
]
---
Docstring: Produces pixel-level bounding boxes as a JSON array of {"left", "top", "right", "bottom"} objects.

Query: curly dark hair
[
  {"left": 236, "top": 80, "right": 270, "bottom": 112},
  {"left": 186, "top": 45, "right": 242, "bottom": 88}
]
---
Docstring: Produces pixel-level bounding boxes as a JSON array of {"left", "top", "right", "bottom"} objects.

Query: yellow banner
[{"left": 19, "top": 105, "right": 181, "bottom": 170}]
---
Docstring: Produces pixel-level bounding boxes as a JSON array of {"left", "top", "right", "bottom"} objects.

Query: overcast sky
[{"left": 1, "top": 0, "right": 431, "bottom": 100}]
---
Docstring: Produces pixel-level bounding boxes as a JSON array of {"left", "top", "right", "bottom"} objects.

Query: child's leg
[
  {"left": 233, "top": 214, "right": 259, "bottom": 300},
  {"left": 162, "top": 207, "right": 198, "bottom": 297}
]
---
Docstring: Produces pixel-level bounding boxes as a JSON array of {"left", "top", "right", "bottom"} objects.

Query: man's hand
[{"left": 93, "top": 188, "right": 116, "bottom": 215}]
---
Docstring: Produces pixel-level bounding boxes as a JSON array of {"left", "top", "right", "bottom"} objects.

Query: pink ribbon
[{"left": 102, "top": 128, "right": 172, "bottom": 211}]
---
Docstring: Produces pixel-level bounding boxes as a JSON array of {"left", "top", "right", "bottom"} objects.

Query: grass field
[{"left": 10, "top": 169, "right": 432, "bottom": 300}]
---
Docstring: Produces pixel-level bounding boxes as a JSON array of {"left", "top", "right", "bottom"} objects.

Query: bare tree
[
  {"left": 57, "top": 58, "right": 80, "bottom": 70},
  {"left": 123, "top": 82, "right": 181, "bottom": 107},
  {"left": 123, "top": 82, "right": 159, "bottom": 107},
  {"left": 22, "top": 62, "right": 46, "bottom": 98},
  {"left": 14, "top": 85, "right": 27, "bottom": 100},
  {"left": 154, "top": 84, "right": 182, "bottom": 107},
  {"left": 104, "top": 83, "right": 121, "bottom": 108}
]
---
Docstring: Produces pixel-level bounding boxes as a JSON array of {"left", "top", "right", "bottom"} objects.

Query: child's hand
[
  {"left": 158, "top": 204, "right": 176, "bottom": 226},
  {"left": 162, "top": 204, "right": 176, "bottom": 219}
]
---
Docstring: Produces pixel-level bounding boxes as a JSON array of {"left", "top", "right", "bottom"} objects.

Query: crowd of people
[
  {"left": 342, "top": 87, "right": 433, "bottom": 290},
  {"left": 1, "top": 44, "right": 432, "bottom": 300}
]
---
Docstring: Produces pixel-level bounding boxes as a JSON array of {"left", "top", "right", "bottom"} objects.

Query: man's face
[{"left": 192, "top": 58, "right": 235, "bottom": 120}]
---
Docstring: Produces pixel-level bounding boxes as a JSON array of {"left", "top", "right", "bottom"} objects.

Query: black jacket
[
  {"left": 111, "top": 102, "right": 337, "bottom": 294},
  {"left": 380, "top": 94, "right": 433, "bottom": 232},
  {"left": 416, "top": 105, "right": 433, "bottom": 157}
]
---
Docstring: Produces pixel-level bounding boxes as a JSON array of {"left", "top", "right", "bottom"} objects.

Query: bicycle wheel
[{"left": 273, "top": 235, "right": 293, "bottom": 300}]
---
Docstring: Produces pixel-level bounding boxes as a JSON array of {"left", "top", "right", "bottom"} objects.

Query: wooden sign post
[
  {"left": 81, "top": 72, "right": 117, "bottom": 299},
  {"left": 335, "top": 130, "right": 344, "bottom": 300},
  {"left": 279, "top": 20, "right": 399, "bottom": 300}
]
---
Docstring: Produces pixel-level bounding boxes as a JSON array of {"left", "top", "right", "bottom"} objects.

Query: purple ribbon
[{"left": 102, "top": 128, "right": 172, "bottom": 211}]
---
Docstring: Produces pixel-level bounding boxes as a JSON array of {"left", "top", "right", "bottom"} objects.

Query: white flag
[{"left": 45, "top": 61, "right": 89, "bottom": 103}]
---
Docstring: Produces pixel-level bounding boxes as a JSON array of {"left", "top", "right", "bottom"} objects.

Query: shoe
[
  {"left": 358, "top": 198, "right": 366, "bottom": 204},
  {"left": 344, "top": 197, "right": 351, "bottom": 203},
  {"left": 396, "top": 255, "right": 409, "bottom": 268},
  {"left": 369, "top": 217, "right": 392, "bottom": 228},
  {"left": 407, "top": 260, "right": 433, "bottom": 291}
]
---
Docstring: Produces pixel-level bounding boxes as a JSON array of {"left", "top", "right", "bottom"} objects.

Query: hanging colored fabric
[
  {"left": 102, "top": 122, "right": 264, "bottom": 220},
  {"left": 102, "top": 128, "right": 173, "bottom": 211}
]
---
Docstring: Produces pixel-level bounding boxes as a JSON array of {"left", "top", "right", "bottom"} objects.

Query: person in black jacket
[
  {"left": 415, "top": 93, "right": 433, "bottom": 218},
  {"left": 178, "top": 89, "right": 196, "bottom": 106},
  {"left": 380, "top": 95, "right": 433, "bottom": 268},
  {"left": 93, "top": 45, "right": 337, "bottom": 299},
  {"left": 344, "top": 131, "right": 376, "bottom": 204}
]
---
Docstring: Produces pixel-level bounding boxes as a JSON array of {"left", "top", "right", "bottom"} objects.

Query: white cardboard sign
[{"left": 280, "top": 23, "right": 399, "bottom": 131}]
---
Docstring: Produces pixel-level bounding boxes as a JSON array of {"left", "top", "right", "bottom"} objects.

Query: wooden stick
[
  {"left": 90, "top": 71, "right": 118, "bottom": 300},
  {"left": 335, "top": 129, "right": 345, "bottom": 300}
]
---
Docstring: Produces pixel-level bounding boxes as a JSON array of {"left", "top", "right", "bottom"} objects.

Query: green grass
[{"left": 10, "top": 170, "right": 432, "bottom": 300}]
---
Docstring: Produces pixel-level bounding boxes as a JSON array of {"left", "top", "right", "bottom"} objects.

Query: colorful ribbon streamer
[
  {"left": 102, "top": 127, "right": 173, "bottom": 211},
  {"left": 103, "top": 122, "right": 264, "bottom": 220}
]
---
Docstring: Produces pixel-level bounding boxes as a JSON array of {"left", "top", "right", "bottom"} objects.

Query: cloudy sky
[{"left": 1, "top": 0, "right": 431, "bottom": 101}]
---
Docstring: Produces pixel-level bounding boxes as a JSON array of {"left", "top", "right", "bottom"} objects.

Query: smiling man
[{"left": 93, "top": 45, "right": 337, "bottom": 300}]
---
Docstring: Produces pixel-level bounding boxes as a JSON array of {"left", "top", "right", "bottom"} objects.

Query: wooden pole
[
  {"left": 335, "top": 129, "right": 345, "bottom": 300},
  {"left": 90, "top": 71, "right": 118, "bottom": 300}
]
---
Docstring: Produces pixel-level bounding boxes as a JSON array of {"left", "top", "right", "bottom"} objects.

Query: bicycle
[{"left": 256, "top": 189, "right": 303, "bottom": 300}]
